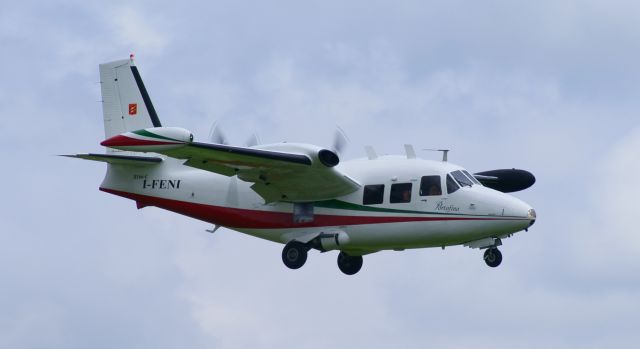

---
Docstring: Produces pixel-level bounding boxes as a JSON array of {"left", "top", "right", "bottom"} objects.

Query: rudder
[{"left": 99, "top": 57, "right": 162, "bottom": 142}]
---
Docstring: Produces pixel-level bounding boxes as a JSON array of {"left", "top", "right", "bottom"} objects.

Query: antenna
[
  {"left": 423, "top": 149, "right": 450, "bottom": 162},
  {"left": 365, "top": 146, "right": 378, "bottom": 160}
]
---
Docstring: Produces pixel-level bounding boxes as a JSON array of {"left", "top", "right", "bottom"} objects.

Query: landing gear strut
[
  {"left": 483, "top": 247, "right": 502, "bottom": 268},
  {"left": 337, "top": 252, "right": 363, "bottom": 275},
  {"left": 282, "top": 241, "right": 309, "bottom": 269}
]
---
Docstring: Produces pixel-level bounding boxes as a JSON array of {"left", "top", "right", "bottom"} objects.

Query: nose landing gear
[{"left": 483, "top": 247, "right": 502, "bottom": 267}]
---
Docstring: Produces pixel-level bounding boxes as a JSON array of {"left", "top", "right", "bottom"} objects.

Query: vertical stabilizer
[{"left": 99, "top": 58, "right": 162, "bottom": 143}]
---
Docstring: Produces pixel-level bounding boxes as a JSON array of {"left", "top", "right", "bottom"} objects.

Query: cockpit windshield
[
  {"left": 446, "top": 174, "right": 459, "bottom": 194},
  {"left": 462, "top": 170, "right": 481, "bottom": 185},
  {"left": 451, "top": 170, "right": 473, "bottom": 187}
]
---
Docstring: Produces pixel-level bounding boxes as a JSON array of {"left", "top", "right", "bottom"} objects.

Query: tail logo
[{"left": 128, "top": 103, "right": 138, "bottom": 116}]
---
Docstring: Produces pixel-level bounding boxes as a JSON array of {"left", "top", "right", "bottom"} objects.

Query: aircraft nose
[{"left": 502, "top": 192, "right": 536, "bottom": 229}]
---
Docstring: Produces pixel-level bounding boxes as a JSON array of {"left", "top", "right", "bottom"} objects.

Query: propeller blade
[
  {"left": 208, "top": 121, "right": 228, "bottom": 145},
  {"left": 245, "top": 133, "right": 261, "bottom": 147},
  {"left": 333, "top": 126, "right": 349, "bottom": 155}
]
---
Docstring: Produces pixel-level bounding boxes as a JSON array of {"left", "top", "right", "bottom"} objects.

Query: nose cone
[
  {"left": 499, "top": 192, "right": 536, "bottom": 228},
  {"left": 513, "top": 200, "right": 536, "bottom": 229},
  {"left": 469, "top": 186, "right": 537, "bottom": 230},
  {"left": 527, "top": 207, "right": 537, "bottom": 227}
]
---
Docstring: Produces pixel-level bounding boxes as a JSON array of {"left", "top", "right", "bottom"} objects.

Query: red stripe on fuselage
[{"left": 100, "top": 188, "right": 527, "bottom": 229}]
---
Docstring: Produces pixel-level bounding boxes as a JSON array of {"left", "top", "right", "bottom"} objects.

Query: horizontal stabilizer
[{"left": 62, "top": 153, "right": 162, "bottom": 166}]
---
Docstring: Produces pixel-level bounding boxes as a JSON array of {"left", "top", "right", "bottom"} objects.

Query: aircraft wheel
[
  {"left": 282, "top": 241, "right": 308, "bottom": 269},
  {"left": 484, "top": 248, "right": 502, "bottom": 268},
  {"left": 337, "top": 252, "right": 363, "bottom": 275}
]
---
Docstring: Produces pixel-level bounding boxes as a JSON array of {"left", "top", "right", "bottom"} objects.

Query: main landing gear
[
  {"left": 281, "top": 241, "right": 364, "bottom": 275},
  {"left": 281, "top": 241, "right": 309, "bottom": 269},
  {"left": 483, "top": 247, "right": 502, "bottom": 268},
  {"left": 337, "top": 252, "right": 363, "bottom": 275}
]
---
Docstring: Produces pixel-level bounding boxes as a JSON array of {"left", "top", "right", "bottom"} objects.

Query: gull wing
[{"left": 159, "top": 142, "right": 361, "bottom": 203}]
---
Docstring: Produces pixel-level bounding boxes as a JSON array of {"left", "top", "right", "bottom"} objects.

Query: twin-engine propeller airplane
[{"left": 66, "top": 57, "right": 537, "bottom": 275}]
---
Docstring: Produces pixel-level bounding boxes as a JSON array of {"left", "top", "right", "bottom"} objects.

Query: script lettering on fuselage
[
  {"left": 435, "top": 201, "right": 460, "bottom": 212},
  {"left": 142, "top": 179, "right": 181, "bottom": 190}
]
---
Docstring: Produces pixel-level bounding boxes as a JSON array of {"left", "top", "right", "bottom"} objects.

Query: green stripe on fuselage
[
  {"left": 314, "top": 199, "right": 523, "bottom": 219},
  {"left": 132, "top": 129, "right": 179, "bottom": 142},
  {"left": 315, "top": 199, "right": 453, "bottom": 215}
]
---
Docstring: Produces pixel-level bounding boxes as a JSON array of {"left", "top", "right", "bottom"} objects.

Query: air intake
[{"left": 318, "top": 149, "right": 339, "bottom": 167}]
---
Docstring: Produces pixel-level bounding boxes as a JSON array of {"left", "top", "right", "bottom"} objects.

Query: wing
[
  {"left": 162, "top": 142, "right": 360, "bottom": 202},
  {"left": 100, "top": 127, "right": 361, "bottom": 202}
]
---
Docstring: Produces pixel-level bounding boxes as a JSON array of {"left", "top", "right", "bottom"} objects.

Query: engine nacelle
[
  {"left": 317, "top": 149, "right": 339, "bottom": 167},
  {"left": 101, "top": 127, "right": 193, "bottom": 152},
  {"left": 253, "top": 143, "right": 340, "bottom": 168}
]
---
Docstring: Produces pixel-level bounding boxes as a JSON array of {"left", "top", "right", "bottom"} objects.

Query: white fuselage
[{"left": 100, "top": 154, "right": 535, "bottom": 254}]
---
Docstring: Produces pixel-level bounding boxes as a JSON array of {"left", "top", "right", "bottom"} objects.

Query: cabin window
[
  {"left": 463, "top": 170, "right": 481, "bottom": 185},
  {"left": 446, "top": 174, "right": 460, "bottom": 194},
  {"left": 390, "top": 183, "right": 412, "bottom": 203},
  {"left": 363, "top": 184, "right": 385, "bottom": 205},
  {"left": 419, "top": 176, "right": 442, "bottom": 196},
  {"left": 452, "top": 170, "right": 473, "bottom": 187}
]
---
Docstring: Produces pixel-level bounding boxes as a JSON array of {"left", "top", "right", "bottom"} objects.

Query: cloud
[
  {"left": 159, "top": 37, "right": 640, "bottom": 348},
  {"left": 109, "top": 5, "right": 170, "bottom": 55},
  {"left": 597, "top": 128, "right": 640, "bottom": 246},
  {"left": 567, "top": 127, "right": 640, "bottom": 273},
  {"left": 3, "top": 0, "right": 640, "bottom": 348}
]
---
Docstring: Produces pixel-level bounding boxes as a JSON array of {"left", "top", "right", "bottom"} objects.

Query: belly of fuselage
[{"left": 236, "top": 217, "right": 530, "bottom": 250}]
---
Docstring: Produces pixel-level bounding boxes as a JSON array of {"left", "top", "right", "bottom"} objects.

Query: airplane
[{"left": 66, "top": 57, "right": 537, "bottom": 275}]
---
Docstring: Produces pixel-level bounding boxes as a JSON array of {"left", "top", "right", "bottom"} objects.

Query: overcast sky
[{"left": 2, "top": 0, "right": 640, "bottom": 348}]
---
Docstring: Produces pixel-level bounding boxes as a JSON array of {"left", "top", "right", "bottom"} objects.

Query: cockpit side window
[
  {"left": 363, "top": 184, "right": 385, "bottom": 205},
  {"left": 451, "top": 170, "right": 473, "bottom": 187},
  {"left": 419, "top": 176, "right": 442, "bottom": 196},
  {"left": 390, "top": 183, "right": 412, "bottom": 203},
  {"left": 446, "top": 174, "right": 460, "bottom": 194},
  {"left": 463, "top": 170, "right": 481, "bottom": 185}
]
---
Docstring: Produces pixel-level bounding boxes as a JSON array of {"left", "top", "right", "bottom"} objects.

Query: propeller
[
  {"left": 332, "top": 126, "right": 349, "bottom": 155},
  {"left": 245, "top": 133, "right": 262, "bottom": 147},
  {"left": 208, "top": 121, "right": 228, "bottom": 145}
]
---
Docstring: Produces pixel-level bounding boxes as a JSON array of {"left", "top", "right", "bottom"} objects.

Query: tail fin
[{"left": 99, "top": 58, "right": 162, "bottom": 142}]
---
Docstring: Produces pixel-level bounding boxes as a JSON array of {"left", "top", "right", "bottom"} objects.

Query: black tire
[
  {"left": 282, "top": 241, "right": 308, "bottom": 269},
  {"left": 484, "top": 248, "right": 503, "bottom": 268},
  {"left": 337, "top": 252, "right": 363, "bottom": 275}
]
